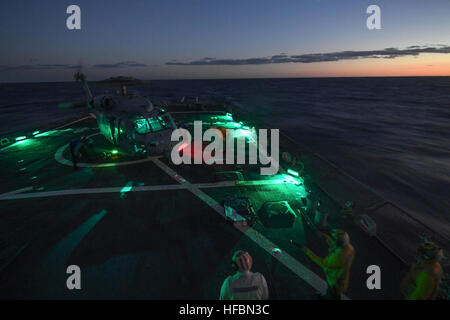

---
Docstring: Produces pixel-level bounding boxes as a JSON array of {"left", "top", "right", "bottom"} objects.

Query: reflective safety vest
[
  {"left": 305, "top": 243, "right": 355, "bottom": 293},
  {"left": 219, "top": 271, "right": 269, "bottom": 300},
  {"left": 401, "top": 261, "right": 443, "bottom": 300},
  {"left": 324, "top": 244, "right": 355, "bottom": 293}
]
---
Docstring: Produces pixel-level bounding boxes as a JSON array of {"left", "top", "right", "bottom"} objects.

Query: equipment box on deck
[{"left": 259, "top": 201, "right": 296, "bottom": 228}]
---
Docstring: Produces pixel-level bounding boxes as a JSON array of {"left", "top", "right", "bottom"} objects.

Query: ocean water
[{"left": 1, "top": 77, "right": 449, "bottom": 238}]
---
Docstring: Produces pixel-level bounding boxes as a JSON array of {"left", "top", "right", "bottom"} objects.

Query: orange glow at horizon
[{"left": 290, "top": 53, "right": 450, "bottom": 77}]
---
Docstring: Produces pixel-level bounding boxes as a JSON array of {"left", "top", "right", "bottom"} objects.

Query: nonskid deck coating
[{"left": 0, "top": 113, "right": 445, "bottom": 299}]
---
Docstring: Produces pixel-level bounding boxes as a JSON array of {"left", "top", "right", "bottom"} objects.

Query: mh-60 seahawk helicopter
[{"left": 60, "top": 72, "right": 178, "bottom": 156}]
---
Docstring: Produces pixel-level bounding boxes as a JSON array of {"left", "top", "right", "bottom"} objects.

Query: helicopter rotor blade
[{"left": 58, "top": 101, "right": 87, "bottom": 109}]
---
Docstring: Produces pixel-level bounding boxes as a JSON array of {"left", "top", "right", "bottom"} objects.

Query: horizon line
[{"left": 1, "top": 74, "right": 450, "bottom": 84}]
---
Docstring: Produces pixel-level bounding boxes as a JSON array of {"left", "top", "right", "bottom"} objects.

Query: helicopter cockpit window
[{"left": 133, "top": 117, "right": 169, "bottom": 134}]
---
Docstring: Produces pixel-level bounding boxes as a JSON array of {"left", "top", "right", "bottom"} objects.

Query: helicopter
[{"left": 60, "top": 71, "right": 178, "bottom": 156}]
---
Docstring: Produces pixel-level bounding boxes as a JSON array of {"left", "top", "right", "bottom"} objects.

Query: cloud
[
  {"left": 166, "top": 45, "right": 450, "bottom": 66},
  {"left": 0, "top": 64, "right": 80, "bottom": 72},
  {"left": 93, "top": 61, "right": 147, "bottom": 68},
  {"left": 0, "top": 61, "right": 147, "bottom": 72}
]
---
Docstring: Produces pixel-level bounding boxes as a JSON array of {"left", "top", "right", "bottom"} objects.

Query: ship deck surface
[{"left": 0, "top": 107, "right": 447, "bottom": 300}]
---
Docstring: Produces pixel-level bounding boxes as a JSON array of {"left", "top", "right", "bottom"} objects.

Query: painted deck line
[
  {"left": 0, "top": 241, "right": 30, "bottom": 273},
  {"left": 54, "top": 115, "right": 95, "bottom": 130},
  {"left": 54, "top": 135, "right": 163, "bottom": 168},
  {"left": 0, "top": 187, "right": 34, "bottom": 198},
  {"left": 30, "top": 210, "right": 108, "bottom": 297},
  {"left": 151, "top": 158, "right": 350, "bottom": 299},
  {"left": 0, "top": 178, "right": 300, "bottom": 201}
]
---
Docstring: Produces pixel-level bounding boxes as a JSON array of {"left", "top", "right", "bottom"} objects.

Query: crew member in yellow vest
[
  {"left": 401, "top": 242, "right": 444, "bottom": 300},
  {"left": 291, "top": 229, "right": 355, "bottom": 299}
]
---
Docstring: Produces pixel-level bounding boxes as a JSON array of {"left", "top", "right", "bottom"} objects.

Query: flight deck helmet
[
  {"left": 232, "top": 250, "right": 253, "bottom": 272},
  {"left": 331, "top": 229, "right": 350, "bottom": 247},
  {"left": 418, "top": 242, "right": 443, "bottom": 262}
]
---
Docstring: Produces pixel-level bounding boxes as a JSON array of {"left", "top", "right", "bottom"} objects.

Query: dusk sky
[{"left": 0, "top": 0, "right": 449, "bottom": 82}]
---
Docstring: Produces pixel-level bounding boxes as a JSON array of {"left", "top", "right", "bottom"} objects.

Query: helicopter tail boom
[{"left": 74, "top": 71, "right": 93, "bottom": 104}]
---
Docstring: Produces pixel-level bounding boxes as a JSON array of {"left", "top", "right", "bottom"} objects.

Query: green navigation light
[
  {"left": 112, "top": 149, "right": 119, "bottom": 154},
  {"left": 16, "top": 136, "right": 27, "bottom": 141},
  {"left": 287, "top": 169, "right": 299, "bottom": 177}
]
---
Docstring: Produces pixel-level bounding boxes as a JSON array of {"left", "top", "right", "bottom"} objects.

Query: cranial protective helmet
[
  {"left": 232, "top": 250, "right": 253, "bottom": 271},
  {"left": 418, "top": 242, "right": 443, "bottom": 261},
  {"left": 331, "top": 229, "right": 350, "bottom": 246}
]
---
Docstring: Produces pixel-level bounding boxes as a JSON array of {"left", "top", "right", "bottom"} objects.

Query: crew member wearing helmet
[
  {"left": 69, "top": 135, "right": 92, "bottom": 170},
  {"left": 400, "top": 242, "right": 444, "bottom": 300},
  {"left": 291, "top": 229, "right": 355, "bottom": 299},
  {"left": 219, "top": 250, "right": 269, "bottom": 300}
]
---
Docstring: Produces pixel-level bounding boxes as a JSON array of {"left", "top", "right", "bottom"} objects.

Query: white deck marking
[
  {"left": 54, "top": 133, "right": 163, "bottom": 167},
  {"left": 0, "top": 141, "right": 28, "bottom": 152},
  {"left": 0, "top": 187, "right": 33, "bottom": 199},
  {"left": 30, "top": 210, "right": 107, "bottom": 297},
  {"left": 0, "top": 116, "right": 94, "bottom": 152},
  {"left": 0, "top": 179, "right": 300, "bottom": 201},
  {"left": 0, "top": 241, "right": 30, "bottom": 273},
  {"left": 0, "top": 185, "right": 184, "bottom": 200},
  {"left": 169, "top": 111, "right": 227, "bottom": 114},
  {"left": 53, "top": 115, "right": 94, "bottom": 130},
  {"left": 151, "top": 158, "right": 349, "bottom": 299}
]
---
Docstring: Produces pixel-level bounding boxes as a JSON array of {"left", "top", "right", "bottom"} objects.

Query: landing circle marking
[{"left": 54, "top": 132, "right": 157, "bottom": 167}]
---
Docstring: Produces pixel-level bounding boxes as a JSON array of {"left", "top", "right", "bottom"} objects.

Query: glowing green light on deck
[
  {"left": 112, "top": 149, "right": 118, "bottom": 154},
  {"left": 287, "top": 169, "right": 299, "bottom": 177},
  {"left": 283, "top": 174, "right": 300, "bottom": 184},
  {"left": 211, "top": 114, "right": 233, "bottom": 121},
  {"left": 16, "top": 136, "right": 27, "bottom": 141},
  {"left": 34, "top": 129, "right": 71, "bottom": 138},
  {"left": 34, "top": 130, "right": 56, "bottom": 137},
  {"left": 32, "top": 131, "right": 40, "bottom": 136},
  {"left": 120, "top": 181, "right": 133, "bottom": 196},
  {"left": 121, "top": 185, "right": 132, "bottom": 193}
]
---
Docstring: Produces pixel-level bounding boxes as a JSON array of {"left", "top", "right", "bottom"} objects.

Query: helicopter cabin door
[{"left": 97, "top": 113, "right": 117, "bottom": 144}]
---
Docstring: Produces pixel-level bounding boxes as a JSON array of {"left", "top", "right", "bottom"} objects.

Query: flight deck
[{"left": 0, "top": 106, "right": 447, "bottom": 299}]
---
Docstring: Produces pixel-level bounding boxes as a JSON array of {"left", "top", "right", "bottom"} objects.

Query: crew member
[
  {"left": 291, "top": 229, "right": 355, "bottom": 299},
  {"left": 69, "top": 135, "right": 91, "bottom": 169},
  {"left": 219, "top": 250, "right": 269, "bottom": 300},
  {"left": 400, "top": 242, "right": 444, "bottom": 300}
]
